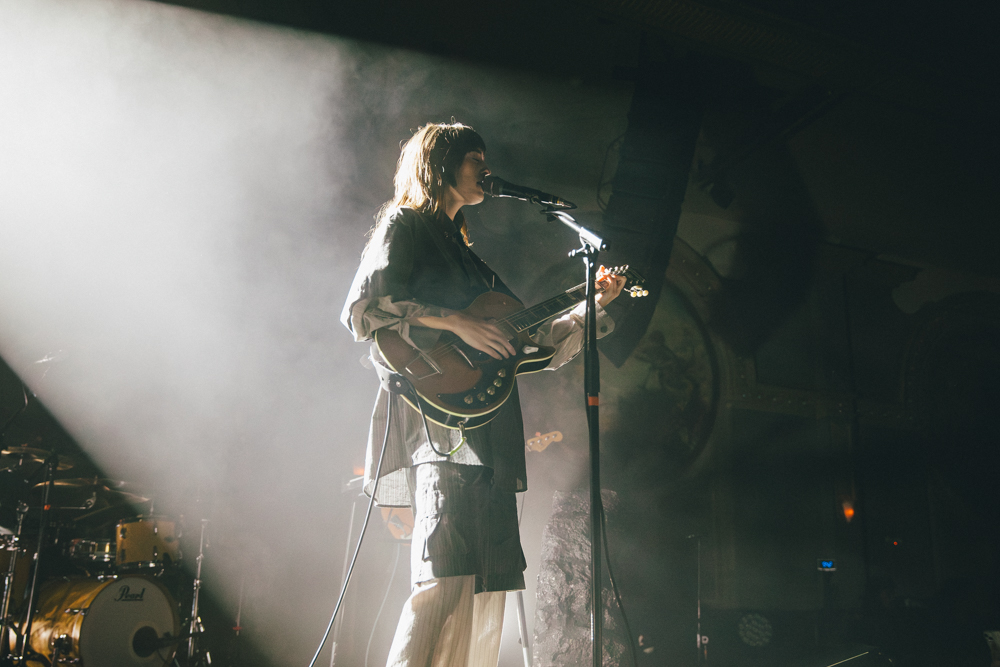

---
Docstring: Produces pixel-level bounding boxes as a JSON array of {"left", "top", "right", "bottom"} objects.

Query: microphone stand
[
  {"left": 546, "top": 206, "right": 606, "bottom": 667},
  {"left": 0, "top": 503, "right": 28, "bottom": 660},
  {"left": 17, "top": 453, "right": 58, "bottom": 665}
]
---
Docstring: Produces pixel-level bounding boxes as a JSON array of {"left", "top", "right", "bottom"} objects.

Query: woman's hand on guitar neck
[
  {"left": 596, "top": 273, "right": 627, "bottom": 305},
  {"left": 415, "top": 312, "right": 516, "bottom": 360}
]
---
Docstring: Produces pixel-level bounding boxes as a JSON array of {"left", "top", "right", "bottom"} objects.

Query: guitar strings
[{"left": 417, "top": 278, "right": 615, "bottom": 363}]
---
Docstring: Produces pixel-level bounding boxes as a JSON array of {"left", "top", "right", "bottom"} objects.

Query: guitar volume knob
[
  {"left": 493, "top": 378, "right": 502, "bottom": 387},
  {"left": 464, "top": 395, "right": 474, "bottom": 404},
  {"left": 497, "top": 369, "right": 507, "bottom": 378},
  {"left": 477, "top": 392, "right": 486, "bottom": 401},
  {"left": 487, "top": 387, "right": 496, "bottom": 395}
]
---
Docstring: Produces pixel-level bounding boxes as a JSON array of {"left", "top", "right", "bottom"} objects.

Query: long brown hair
[{"left": 369, "top": 122, "right": 485, "bottom": 251}]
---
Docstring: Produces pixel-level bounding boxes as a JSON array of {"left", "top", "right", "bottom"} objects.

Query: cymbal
[
  {"left": 37, "top": 478, "right": 106, "bottom": 488},
  {"left": 96, "top": 478, "right": 145, "bottom": 493},
  {"left": 73, "top": 496, "right": 154, "bottom": 527},
  {"left": 0, "top": 447, "right": 74, "bottom": 471},
  {"left": 30, "top": 479, "right": 149, "bottom": 511}
]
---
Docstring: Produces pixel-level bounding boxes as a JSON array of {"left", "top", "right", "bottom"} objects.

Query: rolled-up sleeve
[
  {"left": 531, "top": 301, "right": 615, "bottom": 371},
  {"left": 341, "top": 213, "right": 449, "bottom": 344}
]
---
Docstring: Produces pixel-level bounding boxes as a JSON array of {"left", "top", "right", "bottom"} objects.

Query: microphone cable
[
  {"left": 601, "top": 503, "right": 639, "bottom": 667},
  {"left": 364, "top": 542, "right": 403, "bottom": 667},
  {"left": 307, "top": 390, "right": 395, "bottom": 667}
]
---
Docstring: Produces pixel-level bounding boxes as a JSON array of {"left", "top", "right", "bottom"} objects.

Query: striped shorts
[{"left": 406, "top": 462, "right": 526, "bottom": 593}]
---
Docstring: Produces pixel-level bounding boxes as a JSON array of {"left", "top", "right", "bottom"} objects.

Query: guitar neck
[{"left": 500, "top": 283, "right": 588, "bottom": 333}]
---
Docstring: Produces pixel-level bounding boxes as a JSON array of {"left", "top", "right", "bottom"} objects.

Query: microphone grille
[{"left": 483, "top": 175, "right": 504, "bottom": 197}]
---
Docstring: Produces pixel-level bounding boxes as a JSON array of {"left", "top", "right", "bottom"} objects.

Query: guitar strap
[{"left": 369, "top": 345, "right": 416, "bottom": 400}]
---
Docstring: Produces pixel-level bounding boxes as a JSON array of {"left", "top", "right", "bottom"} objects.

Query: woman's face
[{"left": 447, "top": 150, "right": 490, "bottom": 208}]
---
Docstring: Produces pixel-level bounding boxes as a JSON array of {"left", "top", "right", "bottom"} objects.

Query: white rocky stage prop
[{"left": 532, "top": 489, "right": 628, "bottom": 667}]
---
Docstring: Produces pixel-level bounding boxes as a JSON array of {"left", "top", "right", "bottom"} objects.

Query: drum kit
[{"left": 0, "top": 445, "right": 212, "bottom": 666}]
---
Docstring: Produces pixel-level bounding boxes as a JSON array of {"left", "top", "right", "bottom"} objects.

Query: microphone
[{"left": 483, "top": 176, "right": 576, "bottom": 209}]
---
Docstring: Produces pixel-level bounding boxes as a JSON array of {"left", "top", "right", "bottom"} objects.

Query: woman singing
[{"left": 341, "top": 121, "right": 624, "bottom": 667}]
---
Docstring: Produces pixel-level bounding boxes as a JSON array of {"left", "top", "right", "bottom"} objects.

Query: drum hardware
[
  {"left": 50, "top": 634, "right": 71, "bottom": 665},
  {"left": 0, "top": 445, "right": 79, "bottom": 664},
  {"left": 29, "top": 478, "right": 149, "bottom": 511},
  {"left": 0, "top": 504, "right": 28, "bottom": 659},
  {"left": 72, "top": 498, "right": 154, "bottom": 530},
  {"left": 9, "top": 452, "right": 59, "bottom": 666},
  {"left": 186, "top": 518, "right": 211, "bottom": 666},
  {"left": 0, "top": 448, "right": 74, "bottom": 473},
  {"left": 0, "top": 447, "right": 225, "bottom": 666},
  {"left": 228, "top": 571, "right": 247, "bottom": 667},
  {"left": 64, "top": 538, "right": 116, "bottom": 565}
]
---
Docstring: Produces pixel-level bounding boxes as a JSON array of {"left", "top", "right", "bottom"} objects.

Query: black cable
[
  {"left": 365, "top": 542, "right": 402, "bottom": 667},
  {"left": 601, "top": 504, "right": 639, "bottom": 667},
  {"left": 308, "top": 390, "right": 395, "bottom": 667},
  {"left": 374, "top": 358, "right": 462, "bottom": 458},
  {"left": 413, "top": 387, "right": 465, "bottom": 457}
]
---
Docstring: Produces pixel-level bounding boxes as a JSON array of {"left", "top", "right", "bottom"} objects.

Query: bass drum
[{"left": 28, "top": 576, "right": 179, "bottom": 665}]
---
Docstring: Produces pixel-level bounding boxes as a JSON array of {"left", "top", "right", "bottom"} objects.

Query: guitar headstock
[
  {"left": 597, "top": 265, "right": 649, "bottom": 298},
  {"left": 526, "top": 430, "right": 563, "bottom": 453}
]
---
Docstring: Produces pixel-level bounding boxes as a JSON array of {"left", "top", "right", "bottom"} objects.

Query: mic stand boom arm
[{"left": 547, "top": 206, "right": 606, "bottom": 667}]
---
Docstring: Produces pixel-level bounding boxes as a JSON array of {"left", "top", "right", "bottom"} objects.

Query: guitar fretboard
[{"left": 500, "top": 283, "right": 589, "bottom": 333}]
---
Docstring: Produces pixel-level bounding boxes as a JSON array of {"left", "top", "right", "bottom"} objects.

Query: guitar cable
[
  {"left": 307, "top": 389, "right": 395, "bottom": 667},
  {"left": 371, "top": 353, "right": 466, "bottom": 457},
  {"left": 309, "top": 361, "right": 469, "bottom": 666},
  {"left": 415, "top": 390, "right": 467, "bottom": 457}
]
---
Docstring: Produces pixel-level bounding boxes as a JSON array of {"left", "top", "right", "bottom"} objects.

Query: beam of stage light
[
  {"left": 0, "top": 0, "right": 371, "bottom": 661},
  {"left": 0, "top": 0, "right": 632, "bottom": 663}
]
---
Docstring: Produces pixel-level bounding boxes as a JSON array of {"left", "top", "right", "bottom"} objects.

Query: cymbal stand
[
  {"left": 227, "top": 571, "right": 247, "bottom": 667},
  {"left": 17, "top": 454, "right": 58, "bottom": 664},
  {"left": 186, "top": 518, "right": 210, "bottom": 666},
  {"left": 0, "top": 503, "right": 27, "bottom": 658}
]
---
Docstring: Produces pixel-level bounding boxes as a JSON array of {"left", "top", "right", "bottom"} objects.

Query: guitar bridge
[{"left": 404, "top": 351, "right": 442, "bottom": 380}]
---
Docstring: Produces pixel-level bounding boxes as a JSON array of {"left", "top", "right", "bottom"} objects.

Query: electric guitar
[{"left": 373, "top": 265, "right": 647, "bottom": 430}]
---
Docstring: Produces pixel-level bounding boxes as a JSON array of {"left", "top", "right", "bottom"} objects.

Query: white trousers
[{"left": 385, "top": 575, "right": 506, "bottom": 667}]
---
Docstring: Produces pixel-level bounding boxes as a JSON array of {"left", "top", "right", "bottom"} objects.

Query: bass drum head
[
  {"left": 81, "top": 577, "right": 179, "bottom": 664},
  {"left": 31, "top": 576, "right": 180, "bottom": 665}
]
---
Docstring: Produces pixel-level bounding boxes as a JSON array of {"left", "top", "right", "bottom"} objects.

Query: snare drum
[
  {"left": 28, "top": 576, "right": 179, "bottom": 665},
  {"left": 65, "top": 538, "right": 116, "bottom": 564},
  {"left": 116, "top": 517, "right": 181, "bottom": 570}
]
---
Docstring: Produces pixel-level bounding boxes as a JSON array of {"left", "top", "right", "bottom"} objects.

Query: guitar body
[
  {"left": 374, "top": 291, "right": 556, "bottom": 429},
  {"left": 372, "top": 265, "right": 646, "bottom": 430}
]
